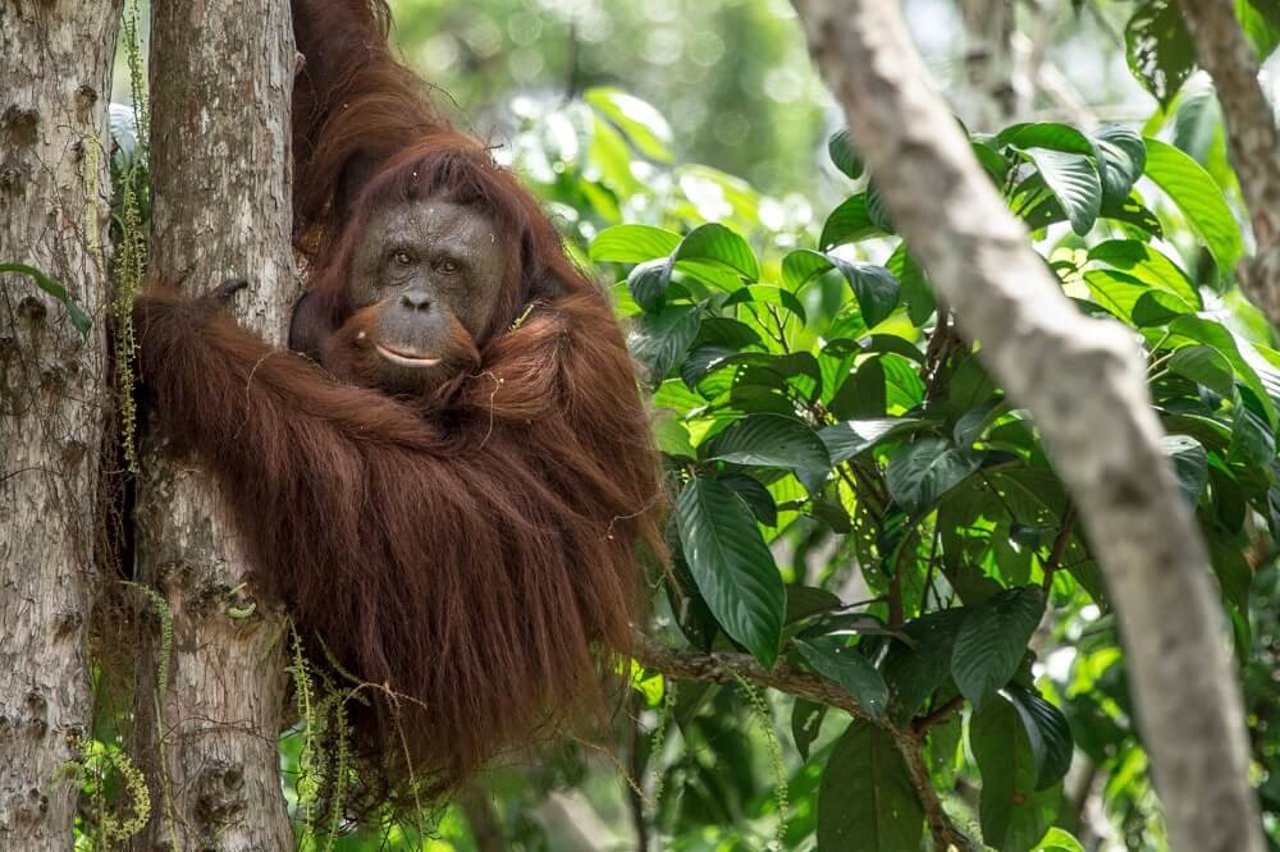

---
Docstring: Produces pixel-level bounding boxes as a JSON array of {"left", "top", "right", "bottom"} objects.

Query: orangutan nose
[{"left": 401, "top": 290, "right": 433, "bottom": 311}]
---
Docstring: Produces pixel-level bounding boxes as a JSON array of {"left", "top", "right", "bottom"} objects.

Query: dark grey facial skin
[{"left": 348, "top": 199, "right": 506, "bottom": 385}]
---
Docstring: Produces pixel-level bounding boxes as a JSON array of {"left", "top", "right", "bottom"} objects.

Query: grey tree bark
[
  {"left": 129, "top": 0, "right": 297, "bottom": 848},
  {"left": 1176, "top": 0, "right": 1280, "bottom": 330},
  {"left": 957, "top": 0, "right": 1021, "bottom": 127},
  {"left": 0, "top": 1, "right": 120, "bottom": 847},
  {"left": 789, "top": 1, "right": 1263, "bottom": 850}
]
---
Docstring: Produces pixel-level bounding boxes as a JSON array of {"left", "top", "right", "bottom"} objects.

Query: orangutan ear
[{"left": 289, "top": 291, "right": 334, "bottom": 362}]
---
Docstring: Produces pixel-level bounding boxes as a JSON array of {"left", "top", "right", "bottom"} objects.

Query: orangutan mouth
[{"left": 374, "top": 343, "right": 443, "bottom": 368}]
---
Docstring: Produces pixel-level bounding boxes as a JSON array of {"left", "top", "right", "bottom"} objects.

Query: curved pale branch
[{"left": 786, "top": 2, "right": 1262, "bottom": 849}]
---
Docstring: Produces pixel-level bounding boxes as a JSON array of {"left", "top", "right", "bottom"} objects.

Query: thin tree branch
[{"left": 632, "top": 636, "right": 972, "bottom": 848}]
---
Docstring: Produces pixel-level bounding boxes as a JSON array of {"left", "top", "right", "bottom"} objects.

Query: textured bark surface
[
  {"left": 0, "top": 1, "right": 119, "bottom": 847},
  {"left": 789, "top": 2, "right": 1263, "bottom": 850},
  {"left": 957, "top": 0, "right": 1020, "bottom": 127},
  {"left": 130, "top": 0, "right": 297, "bottom": 848},
  {"left": 1177, "top": 0, "right": 1280, "bottom": 330}
]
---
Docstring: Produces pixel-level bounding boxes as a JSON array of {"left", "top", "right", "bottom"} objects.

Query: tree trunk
[
  {"left": 0, "top": 1, "right": 120, "bottom": 847},
  {"left": 789, "top": 2, "right": 1263, "bottom": 850},
  {"left": 957, "top": 0, "right": 1021, "bottom": 127},
  {"left": 130, "top": 1, "right": 297, "bottom": 848}
]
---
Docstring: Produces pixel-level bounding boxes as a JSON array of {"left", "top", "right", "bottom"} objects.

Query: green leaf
[
  {"left": 1169, "top": 316, "right": 1276, "bottom": 424},
  {"left": 628, "top": 304, "right": 700, "bottom": 383},
  {"left": 832, "top": 258, "right": 900, "bottom": 328},
  {"left": 1159, "top": 434, "right": 1208, "bottom": 505},
  {"left": 1172, "top": 88, "right": 1223, "bottom": 163},
  {"left": 818, "top": 720, "right": 924, "bottom": 852},
  {"left": 791, "top": 698, "right": 828, "bottom": 761},
  {"left": 886, "top": 437, "right": 983, "bottom": 515},
  {"left": 720, "top": 472, "right": 778, "bottom": 526},
  {"left": 885, "top": 243, "right": 934, "bottom": 327},
  {"left": 996, "top": 123, "right": 1095, "bottom": 155},
  {"left": 1020, "top": 148, "right": 1101, "bottom": 235},
  {"left": 1144, "top": 138, "right": 1244, "bottom": 272},
  {"left": 1034, "top": 828, "right": 1086, "bottom": 852},
  {"left": 1238, "top": 0, "right": 1280, "bottom": 59},
  {"left": 781, "top": 250, "right": 899, "bottom": 327},
  {"left": 1125, "top": 0, "right": 1196, "bottom": 106},
  {"left": 782, "top": 248, "right": 836, "bottom": 291},
  {"left": 795, "top": 637, "right": 889, "bottom": 718},
  {"left": 1004, "top": 684, "right": 1074, "bottom": 791},
  {"left": 820, "top": 194, "right": 883, "bottom": 249},
  {"left": 1168, "top": 344, "right": 1235, "bottom": 397},
  {"left": 676, "top": 478, "right": 785, "bottom": 666},
  {"left": 1087, "top": 239, "right": 1199, "bottom": 307},
  {"left": 627, "top": 258, "right": 671, "bottom": 312},
  {"left": 951, "top": 586, "right": 1045, "bottom": 709},
  {"left": 0, "top": 263, "right": 92, "bottom": 338},
  {"left": 652, "top": 410, "right": 696, "bottom": 459},
  {"left": 584, "top": 87, "right": 674, "bottom": 163},
  {"left": 1206, "top": 522, "right": 1253, "bottom": 613},
  {"left": 831, "top": 357, "right": 887, "bottom": 420},
  {"left": 820, "top": 417, "right": 924, "bottom": 465},
  {"left": 827, "top": 129, "right": 863, "bottom": 180},
  {"left": 590, "top": 224, "right": 681, "bottom": 264},
  {"left": 1090, "top": 124, "right": 1147, "bottom": 205},
  {"left": 706, "top": 413, "right": 831, "bottom": 479},
  {"left": 866, "top": 181, "right": 894, "bottom": 233},
  {"left": 881, "top": 609, "right": 967, "bottom": 722},
  {"left": 971, "top": 694, "right": 1062, "bottom": 851},
  {"left": 673, "top": 222, "right": 759, "bottom": 283}
]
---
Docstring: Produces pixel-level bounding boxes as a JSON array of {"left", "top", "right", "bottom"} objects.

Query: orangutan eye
[
  {"left": 435, "top": 258, "right": 459, "bottom": 274},
  {"left": 392, "top": 249, "right": 413, "bottom": 266}
]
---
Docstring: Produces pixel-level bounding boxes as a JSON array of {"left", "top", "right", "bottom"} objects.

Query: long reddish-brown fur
[{"left": 135, "top": 0, "right": 663, "bottom": 798}]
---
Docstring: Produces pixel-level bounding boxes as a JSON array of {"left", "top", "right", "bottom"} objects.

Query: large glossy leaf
[
  {"left": 1091, "top": 124, "right": 1147, "bottom": 205},
  {"left": 673, "top": 222, "right": 760, "bottom": 283},
  {"left": 1125, "top": 0, "right": 1195, "bottom": 106},
  {"left": 1238, "top": 0, "right": 1280, "bottom": 59},
  {"left": 880, "top": 608, "right": 967, "bottom": 722},
  {"left": 676, "top": 478, "right": 785, "bottom": 665},
  {"left": 627, "top": 258, "right": 672, "bottom": 312},
  {"left": 705, "top": 413, "right": 831, "bottom": 477},
  {"left": 971, "top": 694, "right": 1062, "bottom": 851},
  {"left": 795, "top": 637, "right": 889, "bottom": 717},
  {"left": 1169, "top": 316, "right": 1275, "bottom": 424},
  {"left": 1159, "top": 434, "right": 1209, "bottom": 505},
  {"left": 781, "top": 250, "right": 900, "bottom": 327},
  {"left": 628, "top": 305, "right": 701, "bottom": 384},
  {"left": 820, "top": 417, "right": 924, "bottom": 465},
  {"left": 827, "top": 129, "right": 863, "bottom": 180},
  {"left": 1034, "top": 828, "right": 1086, "bottom": 852},
  {"left": 820, "top": 194, "right": 883, "bottom": 249},
  {"left": 589, "top": 224, "right": 681, "bottom": 263},
  {"left": 584, "top": 87, "right": 674, "bottom": 163},
  {"left": 1168, "top": 344, "right": 1235, "bottom": 398},
  {"left": 886, "top": 437, "right": 983, "bottom": 515},
  {"left": 1004, "top": 684, "right": 1074, "bottom": 791},
  {"left": 1019, "top": 148, "right": 1101, "bottom": 235},
  {"left": 1087, "top": 239, "right": 1198, "bottom": 307},
  {"left": 791, "top": 698, "right": 828, "bottom": 761},
  {"left": 996, "top": 123, "right": 1094, "bottom": 155},
  {"left": 1144, "top": 138, "right": 1244, "bottom": 272},
  {"left": 831, "top": 258, "right": 900, "bottom": 328},
  {"left": 782, "top": 248, "right": 836, "bottom": 291},
  {"left": 817, "top": 720, "right": 924, "bottom": 851},
  {"left": 951, "top": 586, "right": 1046, "bottom": 709},
  {"left": 885, "top": 243, "right": 934, "bottom": 326}
]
